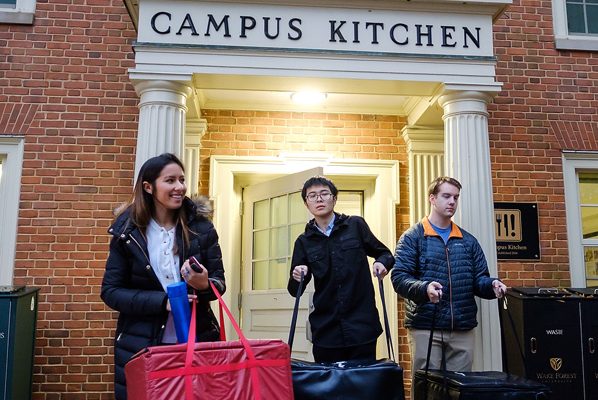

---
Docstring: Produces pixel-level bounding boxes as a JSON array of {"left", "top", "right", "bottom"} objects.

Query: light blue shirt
[
  {"left": 316, "top": 214, "right": 335, "bottom": 237},
  {"left": 430, "top": 221, "right": 452, "bottom": 244}
]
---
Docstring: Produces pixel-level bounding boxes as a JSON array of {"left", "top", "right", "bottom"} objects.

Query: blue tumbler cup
[{"left": 167, "top": 281, "right": 191, "bottom": 343}]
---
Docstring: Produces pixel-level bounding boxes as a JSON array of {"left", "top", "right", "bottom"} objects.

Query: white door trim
[{"left": 209, "top": 154, "right": 400, "bottom": 353}]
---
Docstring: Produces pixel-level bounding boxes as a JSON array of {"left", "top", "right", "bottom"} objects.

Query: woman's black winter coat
[{"left": 101, "top": 197, "right": 225, "bottom": 400}]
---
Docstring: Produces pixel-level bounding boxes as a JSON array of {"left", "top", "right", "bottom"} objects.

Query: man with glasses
[
  {"left": 287, "top": 176, "right": 394, "bottom": 363},
  {"left": 391, "top": 176, "right": 507, "bottom": 374}
]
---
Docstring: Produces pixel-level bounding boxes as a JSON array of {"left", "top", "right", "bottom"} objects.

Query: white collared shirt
[
  {"left": 147, "top": 219, "right": 181, "bottom": 289},
  {"left": 147, "top": 219, "right": 181, "bottom": 343}
]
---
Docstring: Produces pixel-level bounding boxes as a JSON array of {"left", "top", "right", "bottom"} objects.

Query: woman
[{"left": 101, "top": 153, "right": 225, "bottom": 400}]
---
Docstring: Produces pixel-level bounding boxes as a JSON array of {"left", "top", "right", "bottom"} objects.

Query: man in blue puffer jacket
[{"left": 391, "top": 176, "right": 507, "bottom": 374}]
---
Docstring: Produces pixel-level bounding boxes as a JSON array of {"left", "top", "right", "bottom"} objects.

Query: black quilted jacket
[{"left": 288, "top": 213, "right": 394, "bottom": 348}]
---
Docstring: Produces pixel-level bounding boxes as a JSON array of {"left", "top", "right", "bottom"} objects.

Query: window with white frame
[
  {"left": 0, "top": 0, "right": 36, "bottom": 24},
  {"left": 0, "top": 137, "right": 25, "bottom": 285},
  {"left": 552, "top": 0, "right": 598, "bottom": 51},
  {"left": 579, "top": 173, "right": 598, "bottom": 287},
  {"left": 563, "top": 153, "right": 598, "bottom": 287}
]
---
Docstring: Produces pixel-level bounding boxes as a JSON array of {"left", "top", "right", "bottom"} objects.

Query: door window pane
[
  {"left": 270, "top": 226, "right": 287, "bottom": 259},
  {"left": 0, "top": 0, "right": 16, "bottom": 6},
  {"left": 252, "top": 261, "right": 269, "bottom": 289},
  {"left": 252, "top": 191, "right": 304, "bottom": 290},
  {"left": 252, "top": 230, "right": 269, "bottom": 260},
  {"left": 253, "top": 200, "right": 268, "bottom": 230},
  {"left": 289, "top": 223, "right": 304, "bottom": 250},
  {"left": 271, "top": 196, "right": 288, "bottom": 226},
  {"left": 269, "top": 259, "right": 288, "bottom": 288},
  {"left": 289, "top": 192, "right": 305, "bottom": 223}
]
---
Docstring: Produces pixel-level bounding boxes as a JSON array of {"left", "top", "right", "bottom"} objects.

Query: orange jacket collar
[{"left": 422, "top": 217, "right": 463, "bottom": 239}]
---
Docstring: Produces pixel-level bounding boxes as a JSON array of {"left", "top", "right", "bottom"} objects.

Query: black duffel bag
[
  {"left": 292, "top": 358, "right": 404, "bottom": 400},
  {"left": 413, "top": 299, "right": 551, "bottom": 400},
  {"left": 413, "top": 369, "right": 551, "bottom": 400},
  {"left": 288, "top": 272, "right": 405, "bottom": 400}
]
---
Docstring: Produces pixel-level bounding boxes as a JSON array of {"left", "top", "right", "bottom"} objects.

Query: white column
[
  {"left": 438, "top": 90, "right": 502, "bottom": 371},
  {"left": 401, "top": 127, "right": 444, "bottom": 224},
  {"left": 133, "top": 80, "right": 192, "bottom": 179},
  {"left": 184, "top": 119, "right": 207, "bottom": 196}
]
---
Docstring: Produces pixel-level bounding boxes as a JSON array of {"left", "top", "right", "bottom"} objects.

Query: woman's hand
[
  {"left": 166, "top": 293, "right": 197, "bottom": 312},
  {"left": 181, "top": 259, "right": 209, "bottom": 290}
]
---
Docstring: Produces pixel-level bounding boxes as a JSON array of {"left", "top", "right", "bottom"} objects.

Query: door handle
[
  {"left": 530, "top": 337, "right": 537, "bottom": 354},
  {"left": 589, "top": 337, "right": 595, "bottom": 354}
]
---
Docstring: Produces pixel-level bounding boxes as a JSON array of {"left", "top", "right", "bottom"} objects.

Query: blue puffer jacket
[{"left": 391, "top": 217, "right": 497, "bottom": 331}]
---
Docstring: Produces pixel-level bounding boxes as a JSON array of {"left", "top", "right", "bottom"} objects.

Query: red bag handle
[
  {"left": 218, "top": 300, "right": 226, "bottom": 341},
  {"left": 183, "top": 282, "right": 262, "bottom": 400}
]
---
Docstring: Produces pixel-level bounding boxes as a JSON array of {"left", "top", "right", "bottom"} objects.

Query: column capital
[
  {"left": 132, "top": 80, "right": 193, "bottom": 108},
  {"left": 401, "top": 126, "right": 444, "bottom": 153},
  {"left": 438, "top": 90, "right": 493, "bottom": 117},
  {"left": 186, "top": 119, "right": 208, "bottom": 145}
]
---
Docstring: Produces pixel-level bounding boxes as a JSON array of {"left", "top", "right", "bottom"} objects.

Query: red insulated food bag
[{"left": 125, "top": 282, "right": 294, "bottom": 400}]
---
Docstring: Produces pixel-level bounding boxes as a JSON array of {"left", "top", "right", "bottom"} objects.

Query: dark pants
[{"left": 312, "top": 341, "right": 377, "bottom": 363}]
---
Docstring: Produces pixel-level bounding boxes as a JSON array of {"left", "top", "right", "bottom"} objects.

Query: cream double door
[{"left": 240, "top": 169, "right": 363, "bottom": 360}]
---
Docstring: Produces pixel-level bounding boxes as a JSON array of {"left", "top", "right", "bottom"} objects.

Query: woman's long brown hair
[{"left": 119, "top": 153, "right": 192, "bottom": 250}]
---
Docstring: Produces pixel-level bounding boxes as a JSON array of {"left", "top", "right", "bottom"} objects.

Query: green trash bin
[{"left": 0, "top": 286, "right": 39, "bottom": 400}]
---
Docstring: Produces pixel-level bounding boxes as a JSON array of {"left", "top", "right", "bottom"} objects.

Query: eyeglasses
[{"left": 306, "top": 192, "right": 333, "bottom": 202}]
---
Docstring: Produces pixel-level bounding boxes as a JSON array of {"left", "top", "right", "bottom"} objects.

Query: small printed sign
[{"left": 495, "top": 202, "right": 540, "bottom": 260}]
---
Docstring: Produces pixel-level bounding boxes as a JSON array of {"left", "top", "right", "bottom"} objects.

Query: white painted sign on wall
[{"left": 137, "top": 1, "right": 495, "bottom": 58}]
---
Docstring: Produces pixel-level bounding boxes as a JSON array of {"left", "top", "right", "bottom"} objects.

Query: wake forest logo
[
  {"left": 537, "top": 357, "right": 576, "bottom": 383},
  {"left": 550, "top": 358, "right": 562, "bottom": 372}
]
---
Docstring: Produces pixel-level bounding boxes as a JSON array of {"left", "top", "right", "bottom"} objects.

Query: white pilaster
[
  {"left": 438, "top": 90, "right": 501, "bottom": 371},
  {"left": 401, "top": 127, "right": 444, "bottom": 224},
  {"left": 185, "top": 119, "right": 207, "bottom": 196},
  {"left": 133, "top": 80, "right": 192, "bottom": 179}
]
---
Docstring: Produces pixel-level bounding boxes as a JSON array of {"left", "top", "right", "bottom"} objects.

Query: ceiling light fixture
[{"left": 290, "top": 91, "right": 327, "bottom": 105}]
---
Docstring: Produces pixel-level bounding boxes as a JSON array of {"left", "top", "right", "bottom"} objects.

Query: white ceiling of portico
[{"left": 189, "top": 73, "right": 442, "bottom": 119}]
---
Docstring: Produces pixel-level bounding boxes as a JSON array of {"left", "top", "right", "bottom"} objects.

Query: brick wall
[
  {"left": 198, "top": 110, "right": 408, "bottom": 188},
  {"left": 0, "top": 1, "right": 138, "bottom": 398},
  {"left": 490, "top": 0, "right": 598, "bottom": 290},
  {"left": 0, "top": 0, "right": 596, "bottom": 398}
]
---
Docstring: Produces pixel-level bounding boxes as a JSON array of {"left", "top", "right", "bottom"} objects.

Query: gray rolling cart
[{"left": 0, "top": 286, "right": 39, "bottom": 400}]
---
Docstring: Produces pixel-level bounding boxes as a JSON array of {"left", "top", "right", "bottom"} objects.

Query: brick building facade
[{"left": 0, "top": 0, "right": 596, "bottom": 398}]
